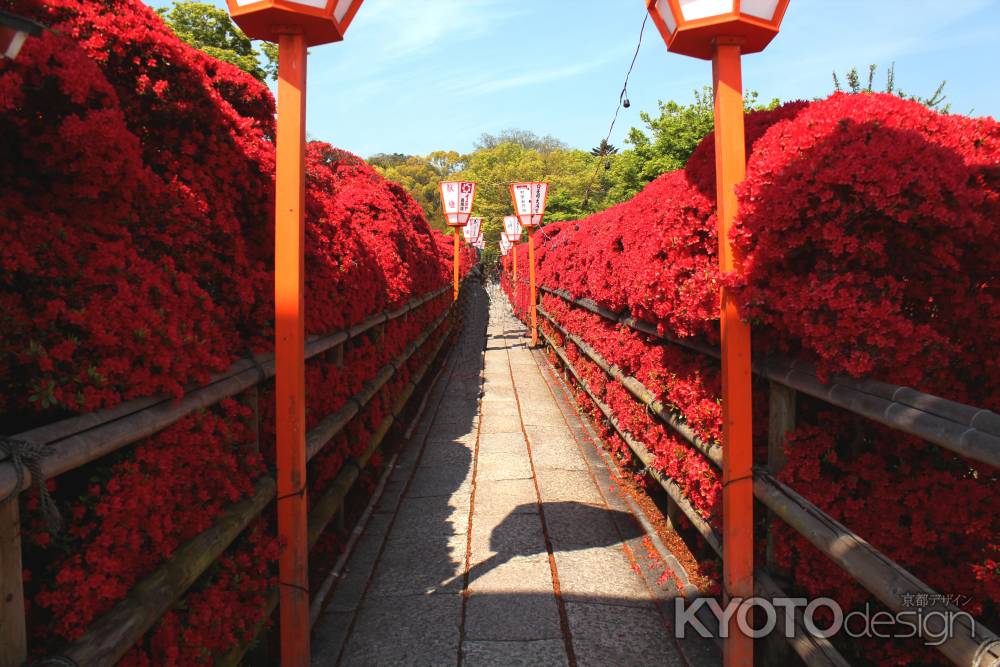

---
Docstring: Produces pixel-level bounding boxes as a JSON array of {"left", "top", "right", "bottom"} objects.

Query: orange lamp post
[
  {"left": 509, "top": 183, "right": 548, "bottom": 346},
  {"left": 644, "top": 2, "right": 789, "bottom": 666},
  {"left": 503, "top": 215, "right": 522, "bottom": 284},
  {"left": 440, "top": 181, "right": 477, "bottom": 301},
  {"left": 224, "top": 1, "right": 364, "bottom": 665}
]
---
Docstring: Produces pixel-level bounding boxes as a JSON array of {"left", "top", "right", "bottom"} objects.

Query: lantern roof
[
  {"left": 646, "top": 0, "right": 789, "bottom": 60},
  {"left": 226, "top": 0, "right": 363, "bottom": 46}
]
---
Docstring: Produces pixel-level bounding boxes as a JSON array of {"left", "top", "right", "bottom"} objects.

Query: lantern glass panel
[
  {"left": 334, "top": 0, "right": 352, "bottom": 21},
  {"left": 655, "top": 0, "right": 677, "bottom": 33},
  {"left": 740, "top": 0, "right": 780, "bottom": 20},
  {"left": 678, "top": 0, "right": 732, "bottom": 20}
]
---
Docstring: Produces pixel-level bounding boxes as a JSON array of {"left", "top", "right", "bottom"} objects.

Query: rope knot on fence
[{"left": 0, "top": 436, "right": 62, "bottom": 532}]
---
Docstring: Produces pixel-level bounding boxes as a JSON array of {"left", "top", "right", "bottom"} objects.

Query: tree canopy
[{"left": 157, "top": 1, "right": 277, "bottom": 81}]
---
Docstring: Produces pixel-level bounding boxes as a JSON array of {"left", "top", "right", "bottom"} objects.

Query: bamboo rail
[
  {"left": 536, "top": 324, "right": 849, "bottom": 667},
  {"left": 217, "top": 290, "right": 462, "bottom": 667},
  {"left": 0, "top": 286, "right": 450, "bottom": 499},
  {"left": 536, "top": 304, "right": 1000, "bottom": 667},
  {"left": 538, "top": 286, "right": 1000, "bottom": 469},
  {"left": 54, "top": 478, "right": 277, "bottom": 666},
  {"left": 43, "top": 315, "right": 453, "bottom": 666},
  {"left": 11, "top": 284, "right": 458, "bottom": 666}
]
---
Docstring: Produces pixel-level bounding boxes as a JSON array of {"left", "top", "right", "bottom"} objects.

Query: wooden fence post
[
  {"left": 0, "top": 498, "right": 27, "bottom": 667},
  {"left": 764, "top": 380, "right": 796, "bottom": 665},
  {"left": 766, "top": 380, "right": 795, "bottom": 575}
]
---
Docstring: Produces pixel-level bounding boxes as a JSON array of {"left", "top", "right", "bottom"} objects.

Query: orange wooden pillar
[
  {"left": 713, "top": 40, "right": 753, "bottom": 667},
  {"left": 512, "top": 243, "right": 518, "bottom": 284},
  {"left": 453, "top": 231, "right": 461, "bottom": 301},
  {"left": 527, "top": 228, "right": 538, "bottom": 347},
  {"left": 274, "top": 31, "right": 310, "bottom": 667}
]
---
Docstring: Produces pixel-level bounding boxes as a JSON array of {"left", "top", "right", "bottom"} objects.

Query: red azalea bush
[
  {"left": 503, "top": 93, "right": 998, "bottom": 665},
  {"left": 729, "top": 93, "right": 1000, "bottom": 402},
  {"left": 3, "top": 0, "right": 462, "bottom": 661},
  {"left": 770, "top": 405, "right": 997, "bottom": 666},
  {"left": 22, "top": 398, "right": 266, "bottom": 644},
  {"left": 119, "top": 521, "right": 279, "bottom": 667},
  {"left": 0, "top": 0, "right": 454, "bottom": 426}
]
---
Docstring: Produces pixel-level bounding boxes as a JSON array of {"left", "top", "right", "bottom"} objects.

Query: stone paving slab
[
  {"left": 566, "top": 601, "right": 686, "bottom": 667},
  {"left": 553, "top": 548, "right": 653, "bottom": 607},
  {"left": 475, "top": 451, "right": 534, "bottom": 481},
  {"left": 462, "top": 639, "right": 569, "bottom": 667},
  {"left": 473, "top": 479, "right": 538, "bottom": 515},
  {"left": 464, "top": 593, "right": 563, "bottom": 642},
  {"left": 366, "top": 534, "right": 466, "bottom": 597},
  {"left": 536, "top": 469, "right": 605, "bottom": 504},
  {"left": 405, "top": 463, "right": 473, "bottom": 498},
  {"left": 389, "top": 498, "right": 469, "bottom": 541},
  {"left": 531, "top": 440, "right": 589, "bottom": 471},
  {"left": 336, "top": 594, "right": 462, "bottom": 666},
  {"left": 470, "top": 510, "right": 547, "bottom": 560},
  {"left": 311, "top": 283, "right": 711, "bottom": 666},
  {"left": 466, "top": 551, "right": 553, "bottom": 594}
]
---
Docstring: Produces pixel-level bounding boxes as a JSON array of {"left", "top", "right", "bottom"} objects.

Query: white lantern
[
  {"left": 509, "top": 182, "right": 548, "bottom": 228},
  {"left": 464, "top": 216, "right": 482, "bottom": 244},
  {"left": 440, "top": 181, "right": 477, "bottom": 228},
  {"left": 503, "top": 215, "right": 523, "bottom": 243}
]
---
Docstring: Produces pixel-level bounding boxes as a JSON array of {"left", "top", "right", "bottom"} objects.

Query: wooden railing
[
  {"left": 0, "top": 282, "right": 462, "bottom": 667},
  {"left": 531, "top": 285, "right": 1000, "bottom": 667}
]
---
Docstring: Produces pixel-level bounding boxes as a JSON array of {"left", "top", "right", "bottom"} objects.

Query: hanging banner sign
[
  {"left": 474, "top": 235, "right": 485, "bottom": 250},
  {"left": 503, "top": 215, "right": 522, "bottom": 242},
  {"left": 440, "top": 181, "right": 476, "bottom": 227},
  {"left": 509, "top": 182, "right": 548, "bottom": 227}
]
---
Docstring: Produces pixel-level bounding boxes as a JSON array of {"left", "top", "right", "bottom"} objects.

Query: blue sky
[{"left": 149, "top": 0, "right": 1000, "bottom": 158}]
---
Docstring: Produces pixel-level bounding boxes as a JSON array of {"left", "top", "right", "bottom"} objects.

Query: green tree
[
  {"left": 606, "top": 87, "right": 774, "bottom": 202},
  {"left": 157, "top": 1, "right": 277, "bottom": 81},
  {"left": 590, "top": 139, "right": 618, "bottom": 157},
  {"left": 475, "top": 129, "right": 567, "bottom": 153},
  {"left": 370, "top": 151, "right": 465, "bottom": 230},
  {"left": 832, "top": 63, "right": 949, "bottom": 111}
]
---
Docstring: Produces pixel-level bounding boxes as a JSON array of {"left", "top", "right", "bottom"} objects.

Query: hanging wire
[
  {"left": 470, "top": 11, "right": 649, "bottom": 246},
  {"left": 579, "top": 11, "right": 649, "bottom": 212}
]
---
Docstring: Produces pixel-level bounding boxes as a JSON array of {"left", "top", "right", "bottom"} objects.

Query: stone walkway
[{"left": 311, "top": 282, "right": 719, "bottom": 666}]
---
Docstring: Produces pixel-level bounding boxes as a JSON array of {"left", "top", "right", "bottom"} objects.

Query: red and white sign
[
  {"left": 463, "top": 216, "right": 482, "bottom": 244},
  {"left": 503, "top": 215, "right": 522, "bottom": 242},
  {"left": 509, "top": 182, "right": 547, "bottom": 228},
  {"left": 440, "top": 181, "right": 477, "bottom": 227},
  {"left": 474, "top": 235, "right": 485, "bottom": 250},
  {"left": 499, "top": 234, "right": 512, "bottom": 255}
]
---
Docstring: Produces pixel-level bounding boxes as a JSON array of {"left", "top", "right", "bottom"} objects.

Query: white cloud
[{"left": 461, "top": 58, "right": 614, "bottom": 96}]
